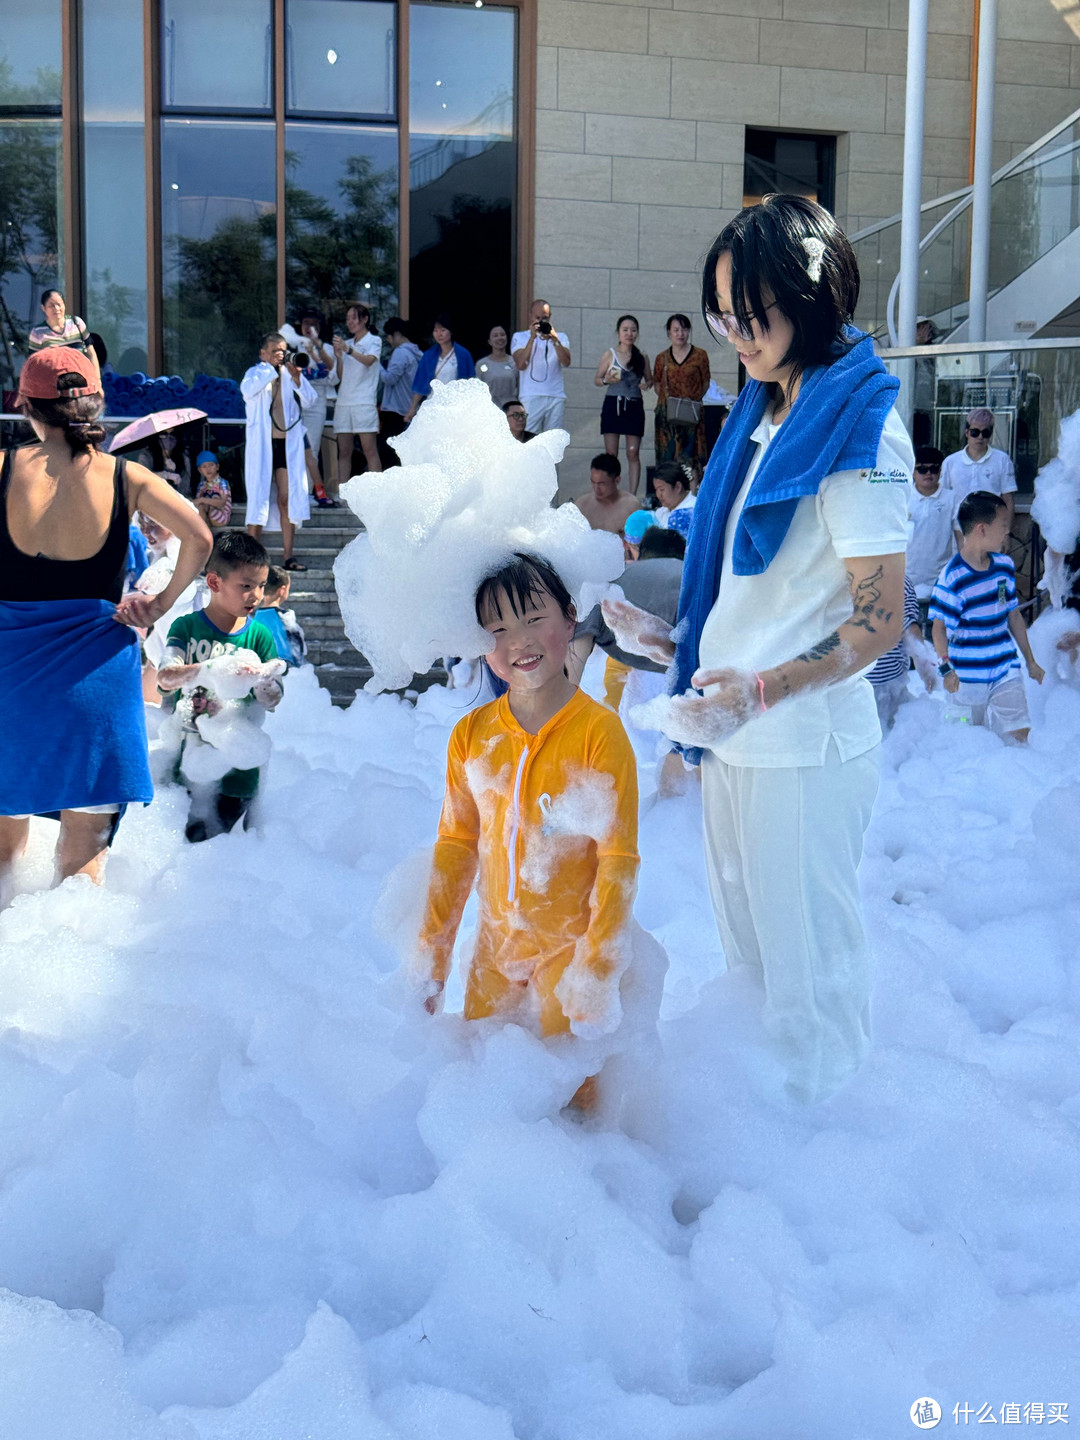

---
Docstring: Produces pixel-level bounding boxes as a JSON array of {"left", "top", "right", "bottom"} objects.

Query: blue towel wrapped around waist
[{"left": 0, "top": 598, "right": 153, "bottom": 815}]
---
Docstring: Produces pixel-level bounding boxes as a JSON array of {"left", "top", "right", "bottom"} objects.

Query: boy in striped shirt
[{"left": 930, "top": 490, "right": 1043, "bottom": 741}]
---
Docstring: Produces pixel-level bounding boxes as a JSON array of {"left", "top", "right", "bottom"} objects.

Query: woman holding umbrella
[{"left": 0, "top": 348, "right": 211, "bottom": 893}]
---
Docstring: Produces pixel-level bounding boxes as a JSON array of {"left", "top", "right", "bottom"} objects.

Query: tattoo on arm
[
  {"left": 794, "top": 631, "right": 843, "bottom": 664},
  {"left": 847, "top": 565, "right": 893, "bottom": 635}
]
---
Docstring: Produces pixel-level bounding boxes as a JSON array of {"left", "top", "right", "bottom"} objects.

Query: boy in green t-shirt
[{"left": 158, "top": 531, "right": 284, "bottom": 842}]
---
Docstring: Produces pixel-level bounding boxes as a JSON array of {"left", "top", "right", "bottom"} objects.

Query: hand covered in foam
[
  {"left": 185, "top": 650, "right": 287, "bottom": 702},
  {"left": 630, "top": 668, "right": 762, "bottom": 748},
  {"left": 600, "top": 598, "right": 676, "bottom": 666}
]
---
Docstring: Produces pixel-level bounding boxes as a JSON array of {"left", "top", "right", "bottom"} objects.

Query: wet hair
[
  {"left": 701, "top": 193, "right": 861, "bottom": 391},
  {"left": 264, "top": 564, "right": 289, "bottom": 594},
  {"left": 915, "top": 445, "right": 945, "bottom": 467},
  {"left": 347, "top": 302, "right": 377, "bottom": 334},
  {"left": 957, "top": 490, "right": 1006, "bottom": 535},
  {"left": 475, "top": 552, "right": 575, "bottom": 626},
  {"left": 653, "top": 461, "right": 692, "bottom": 497},
  {"left": 638, "top": 526, "right": 686, "bottom": 560},
  {"left": 41, "top": 288, "right": 63, "bottom": 305},
  {"left": 665, "top": 313, "right": 692, "bottom": 334},
  {"left": 590, "top": 452, "right": 621, "bottom": 478},
  {"left": 207, "top": 529, "right": 270, "bottom": 577},
  {"left": 20, "top": 388, "right": 106, "bottom": 456},
  {"left": 614, "top": 315, "right": 645, "bottom": 379}
]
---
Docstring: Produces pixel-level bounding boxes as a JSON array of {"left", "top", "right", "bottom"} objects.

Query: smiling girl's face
[
  {"left": 713, "top": 251, "right": 796, "bottom": 390},
  {"left": 479, "top": 583, "right": 575, "bottom": 693}
]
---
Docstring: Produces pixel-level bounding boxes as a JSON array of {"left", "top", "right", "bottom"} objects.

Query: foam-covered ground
[{"left": 1, "top": 641, "right": 1078, "bottom": 1439}]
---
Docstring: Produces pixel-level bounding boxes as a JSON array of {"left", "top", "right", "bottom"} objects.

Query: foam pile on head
[
  {"left": 1032, "top": 407, "right": 1080, "bottom": 554},
  {"left": 333, "top": 379, "right": 625, "bottom": 691}
]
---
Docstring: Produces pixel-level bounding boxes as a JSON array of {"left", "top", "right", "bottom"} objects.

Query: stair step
[{"left": 231, "top": 507, "right": 362, "bottom": 531}]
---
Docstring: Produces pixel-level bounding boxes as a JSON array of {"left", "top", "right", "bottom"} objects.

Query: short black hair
[
  {"left": 475, "top": 552, "right": 575, "bottom": 625},
  {"left": 503, "top": 399, "right": 527, "bottom": 413},
  {"left": 957, "top": 490, "right": 1006, "bottom": 535},
  {"left": 701, "top": 193, "right": 860, "bottom": 385},
  {"left": 264, "top": 564, "right": 289, "bottom": 593},
  {"left": 208, "top": 530, "right": 270, "bottom": 577},
  {"left": 638, "top": 526, "right": 686, "bottom": 560},
  {"left": 590, "top": 452, "right": 621, "bottom": 478},
  {"left": 653, "top": 461, "right": 692, "bottom": 496},
  {"left": 915, "top": 445, "right": 945, "bottom": 467},
  {"left": 384, "top": 316, "right": 409, "bottom": 337}
]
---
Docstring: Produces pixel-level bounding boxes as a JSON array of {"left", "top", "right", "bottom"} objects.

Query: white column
[
  {"left": 968, "top": 0, "right": 999, "bottom": 343},
  {"left": 897, "top": 0, "right": 930, "bottom": 349}
]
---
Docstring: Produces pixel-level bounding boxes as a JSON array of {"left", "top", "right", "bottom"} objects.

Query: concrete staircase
[{"left": 232, "top": 503, "right": 447, "bottom": 706}]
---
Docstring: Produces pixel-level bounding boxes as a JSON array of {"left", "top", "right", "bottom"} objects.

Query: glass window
[
  {"left": 0, "top": 118, "right": 62, "bottom": 388},
  {"left": 82, "top": 0, "right": 148, "bottom": 374},
  {"left": 0, "top": 3, "right": 62, "bottom": 110},
  {"left": 286, "top": 0, "right": 395, "bottom": 118},
  {"left": 161, "top": 119, "right": 276, "bottom": 380},
  {"left": 409, "top": 3, "right": 516, "bottom": 358},
  {"left": 284, "top": 121, "right": 398, "bottom": 324},
  {"left": 161, "top": 0, "right": 272, "bottom": 113},
  {"left": 743, "top": 129, "right": 836, "bottom": 212}
]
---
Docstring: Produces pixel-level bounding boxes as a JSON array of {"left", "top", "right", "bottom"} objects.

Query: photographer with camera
[
  {"left": 241, "top": 331, "right": 317, "bottom": 572},
  {"left": 511, "top": 298, "right": 572, "bottom": 434}
]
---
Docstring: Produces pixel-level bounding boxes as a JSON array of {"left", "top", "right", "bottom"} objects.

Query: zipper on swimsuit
[{"left": 506, "top": 744, "right": 529, "bottom": 903}]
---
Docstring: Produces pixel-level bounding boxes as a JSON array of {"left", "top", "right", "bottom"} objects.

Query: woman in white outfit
[{"left": 606, "top": 195, "right": 913, "bottom": 1103}]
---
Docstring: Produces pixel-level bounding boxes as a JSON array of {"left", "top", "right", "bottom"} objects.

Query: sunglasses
[
  {"left": 914, "top": 464, "right": 941, "bottom": 474},
  {"left": 967, "top": 426, "right": 993, "bottom": 438},
  {"left": 704, "top": 301, "right": 779, "bottom": 344}
]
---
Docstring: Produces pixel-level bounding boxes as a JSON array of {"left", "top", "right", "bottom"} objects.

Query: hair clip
[{"left": 801, "top": 236, "right": 826, "bottom": 284}]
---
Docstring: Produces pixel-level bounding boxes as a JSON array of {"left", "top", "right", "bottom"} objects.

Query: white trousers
[
  {"left": 701, "top": 741, "right": 879, "bottom": 1103},
  {"left": 524, "top": 395, "right": 566, "bottom": 433}
]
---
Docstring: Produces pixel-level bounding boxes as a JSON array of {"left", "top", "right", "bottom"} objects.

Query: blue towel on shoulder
[
  {"left": 0, "top": 599, "right": 153, "bottom": 815},
  {"left": 672, "top": 327, "right": 899, "bottom": 703}
]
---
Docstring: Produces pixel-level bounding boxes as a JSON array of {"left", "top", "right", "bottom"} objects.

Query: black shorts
[
  {"left": 272, "top": 437, "right": 288, "bottom": 470},
  {"left": 601, "top": 395, "right": 645, "bottom": 438}
]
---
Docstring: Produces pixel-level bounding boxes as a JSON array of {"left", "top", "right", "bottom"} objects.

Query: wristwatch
[{"left": 937, "top": 660, "right": 954, "bottom": 677}]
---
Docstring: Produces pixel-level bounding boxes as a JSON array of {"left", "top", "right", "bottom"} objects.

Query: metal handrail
[
  {"left": 877, "top": 336, "right": 1080, "bottom": 358},
  {"left": 849, "top": 102, "right": 1080, "bottom": 244}
]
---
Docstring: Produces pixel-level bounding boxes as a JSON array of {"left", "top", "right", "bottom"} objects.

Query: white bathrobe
[{"left": 241, "top": 360, "right": 316, "bottom": 531}]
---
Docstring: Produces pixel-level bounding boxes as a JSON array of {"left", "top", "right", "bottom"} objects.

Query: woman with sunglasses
[
  {"left": 907, "top": 446, "right": 954, "bottom": 629},
  {"left": 940, "top": 408, "right": 1017, "bottom": 533},
  {"left": 604, "top": 194, "right": 913, "bottom": 1104}
]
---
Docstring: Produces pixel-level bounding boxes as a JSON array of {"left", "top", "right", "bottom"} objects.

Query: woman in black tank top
[{"left": 0, "top": 347, "right": 211, "bottom": 892}]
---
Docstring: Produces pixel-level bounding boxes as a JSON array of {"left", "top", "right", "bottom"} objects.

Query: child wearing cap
[{"left": 193, "top": 452, "right": 232, "bottom": 528}]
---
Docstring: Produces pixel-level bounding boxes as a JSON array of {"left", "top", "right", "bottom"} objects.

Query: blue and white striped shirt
[
  {"left": 929, "top": 551, "right": 1019, "bottom": 683},
  {"left": 868, "top": 577, "right": 919, "bottom": 686}
]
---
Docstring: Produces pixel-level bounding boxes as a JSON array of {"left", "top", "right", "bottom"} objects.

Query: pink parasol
[{"left": 109, "top": 407, "right": 207, "bottom": 453}]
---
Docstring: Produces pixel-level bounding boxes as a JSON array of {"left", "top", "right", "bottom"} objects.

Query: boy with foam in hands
[
  {"left": 158, "top": 530, "right": 285, "bottom": 840},
  {"left": 930, "top": 490, "right": 1043, "bottom": 742}
]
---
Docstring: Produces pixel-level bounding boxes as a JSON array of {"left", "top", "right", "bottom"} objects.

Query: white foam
[{"left": 333, "top": 379, "right": 625, "bottom": 691}]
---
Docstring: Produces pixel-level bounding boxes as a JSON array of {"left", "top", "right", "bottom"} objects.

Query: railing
[{"left": 850, "top": 104, "right": 1080, "bottom": 343}]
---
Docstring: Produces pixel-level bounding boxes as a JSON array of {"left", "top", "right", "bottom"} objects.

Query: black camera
[
  {"left": 285, "top": 349, "right": 309, "bottom": 369},
  {"left": 538, "top": 319, "right": 553, "bottom": 336}
]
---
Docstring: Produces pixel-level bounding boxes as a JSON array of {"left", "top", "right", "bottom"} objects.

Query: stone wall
[{"left": 533, "top": 0, "right": 1080, "bottom": 497}]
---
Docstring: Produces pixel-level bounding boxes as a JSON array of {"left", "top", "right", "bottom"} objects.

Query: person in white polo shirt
[
  {"left": 941, "top": 407, "right": 1016, "bottom": 534},
  {"left": 603, "top": 196, "right": 913, "bottom": 1105},
  {"left": 511, "top": 298, "right": 571, "bottom": 434}
]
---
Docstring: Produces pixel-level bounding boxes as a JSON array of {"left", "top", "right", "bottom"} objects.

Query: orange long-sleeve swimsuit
[{"left": 420, "top": 689, "right": 640, "bottom": 1035}]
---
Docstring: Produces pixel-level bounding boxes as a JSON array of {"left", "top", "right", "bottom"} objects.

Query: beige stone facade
[{"left": 533, "top": 0, "right": 1080, "bottom": 495}]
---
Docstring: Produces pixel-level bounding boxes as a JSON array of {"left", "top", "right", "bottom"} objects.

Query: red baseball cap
[{"left": 17, "top": 346, "right": 101, "bottom": 401}]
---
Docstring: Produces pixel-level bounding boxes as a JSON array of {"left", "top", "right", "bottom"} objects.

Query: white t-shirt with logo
[
  {"left": 941, "top": 445, "right": 1016, "bottom": 522},
  {"left": 907, "top": 485, "right": 956, "bottom": 597},
  {"left": 697, "top": 406, "right": 913, "bottom": 767},
  {"left": 336, "top": 333, "right": 382, "bottom": 405},
  {"left": 511, "top": 330, "right": 569, "bottom": 399}
]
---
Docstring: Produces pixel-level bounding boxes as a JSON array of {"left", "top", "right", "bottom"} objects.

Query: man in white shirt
[
  {"left": 511, "top": 298, "right": 571, "bottom": 434},
  {"left": 332, "top": 302, "right": 383, "bottom": 493},
  {"left": 940, "top": 407, "right": 1016, "bottom": 533},
  {"left": 906, "top": 445, "right": 955, "bottom": 620}
]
